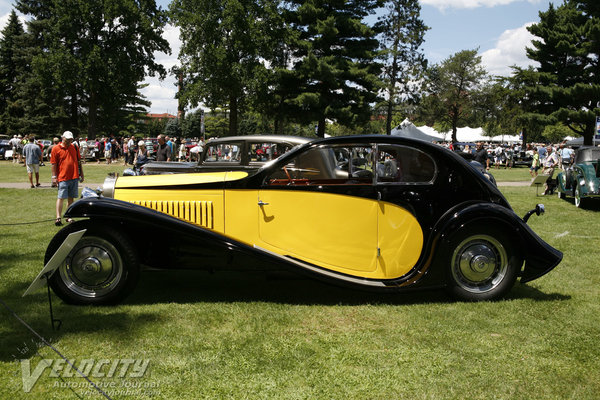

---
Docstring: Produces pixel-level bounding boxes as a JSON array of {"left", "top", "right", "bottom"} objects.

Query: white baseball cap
[{"left": 62, "top": 131, "right": 74, "bottom": 139}]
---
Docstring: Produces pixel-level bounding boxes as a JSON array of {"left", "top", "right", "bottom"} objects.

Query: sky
[{"left": 1, "top": 0, "right": 557, "bottom": 115}]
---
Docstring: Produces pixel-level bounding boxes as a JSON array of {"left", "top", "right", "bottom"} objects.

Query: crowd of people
[{"left": 452, "top": 140, "right": 576, "bottom": 195}]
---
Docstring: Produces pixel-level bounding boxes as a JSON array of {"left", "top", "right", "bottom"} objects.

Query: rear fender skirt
[{"left": 432, "top": 202, "right": 563, "bottom": 283}]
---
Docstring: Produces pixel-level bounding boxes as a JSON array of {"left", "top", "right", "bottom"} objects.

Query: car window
[
  {"left": 266, "top": 144, "right": 375, "bottom": 186},
  {"left": 376, "top": 145, "right": 436, "bottom": 184},
  {"left": 204, "top": 143, "right": 242, "bottom": 163},
  {"left": 249, "top": 142, "right": 295, "bottom": 162}
]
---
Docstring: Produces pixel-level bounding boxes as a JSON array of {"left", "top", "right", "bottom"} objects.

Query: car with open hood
[{"left": 42, "top": 135, "right": 562, "bottom": 305}]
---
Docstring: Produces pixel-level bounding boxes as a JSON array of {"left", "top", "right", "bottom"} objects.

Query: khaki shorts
[{"left": 26, "top": 163, "right": 40, "bottom": 174}]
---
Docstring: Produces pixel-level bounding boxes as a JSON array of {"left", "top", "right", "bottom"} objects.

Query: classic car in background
[
  {"left": 44, "top": 135, "right": 561, "bottom": 305},
  {"left": 139, "top": 135, "right": 311, "bottom": 175},
  {"left": 557, "top": 146, "right": 600, "bottom": 207},
  {"left": 0, "top": 139, "right": 10, "bottom": 159}
]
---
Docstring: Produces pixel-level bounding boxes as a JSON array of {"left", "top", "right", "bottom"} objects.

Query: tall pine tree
[
  {"left": 285, "top": 0, "right": 382, "bottom": 137},
  {"left": 0, "top": 11, "right": 26, "bottom": 135},
  {"left": 526, "top": 1, "right": 599, "bottom": 145},
  {"left": 376, "top": 0, "right": 428, "bottom": 135}
]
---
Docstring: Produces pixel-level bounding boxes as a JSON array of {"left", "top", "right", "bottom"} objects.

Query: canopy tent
[
  {"left": 391, "top": 119, "right": 444, "bottom": 142},
  {"left": 415, "top": 125, "right": 520, "bottom": 143},
  {"left": 565, "top": 136, "right": 600, "bottom": 147}
]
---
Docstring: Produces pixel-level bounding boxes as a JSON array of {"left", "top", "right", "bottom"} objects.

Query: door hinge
[{"left": 377, "top": 247, "right": 381, "bottom": 257}]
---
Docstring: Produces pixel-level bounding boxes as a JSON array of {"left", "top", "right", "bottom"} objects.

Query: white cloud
[
  {"left": 421, "top": 0, "right": 541, "bottom": 10},
  {"left": 142, "top": 24, "right": 181, "bottom": 113},
  {"left": 481, "top": 22, "right": 538, "bottom": 76}
]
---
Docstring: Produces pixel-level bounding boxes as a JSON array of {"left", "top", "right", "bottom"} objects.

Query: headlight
[{"left": 103, "top": 175, "right": 117, "bottom": 198}]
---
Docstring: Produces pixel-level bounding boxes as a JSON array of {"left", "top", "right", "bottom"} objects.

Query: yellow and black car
[{"left": 45, "top": 135, "right": 561, "bottom": 304}]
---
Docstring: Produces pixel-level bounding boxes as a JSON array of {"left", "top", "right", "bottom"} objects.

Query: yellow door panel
[
  {"left": 377, "top": 202, "right": 423, "bottom": 277},
  {"left": 258, "top": 190, "right": 378, "bottom": 272},
  {"left": 224, "top": 190, "right": 260, "bottom": 242}
]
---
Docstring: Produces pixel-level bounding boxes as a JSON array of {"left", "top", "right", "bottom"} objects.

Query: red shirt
[{"left": 51, "top": 143, "right": 80, "bottom": 182}]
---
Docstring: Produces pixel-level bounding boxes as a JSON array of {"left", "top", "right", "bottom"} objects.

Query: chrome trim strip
[{"left": 253, "top": 245, "right": 386, "bottom": 288}]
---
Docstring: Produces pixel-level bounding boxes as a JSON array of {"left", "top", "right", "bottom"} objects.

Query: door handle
[{"left": 258, "top": 200, "right": 269, "bottom": 206}]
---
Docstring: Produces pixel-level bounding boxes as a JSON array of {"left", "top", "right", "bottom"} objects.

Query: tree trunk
[
  {"left": 317, "top": 118, "right": 325, "bottom": 138},
  {"left": 70, "top": 84, "right": 78, "bottom": 135},
  {"left": 386, "top": 100, "right": 394, "bottom": 135},
  {"left": 583, "top": 120, "right": 595, "bottom": 146},
  {"left": 229, "top": 95, "right": 237, "bottom": 136},
  {"left": 87, "top": 91, "right": 98, "bottom": 140}
]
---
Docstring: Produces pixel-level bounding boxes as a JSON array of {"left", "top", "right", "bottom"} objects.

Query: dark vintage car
[
  {"left": 0, "top": 139, "right": 10, "bottom": 159},
  {"left": 139, "top": 135, "right": 311, "bottom": 175},
  {"left": 556, "top": 146, "right": 600, "bottom": 207},
  {"left": 42, "top": 135, "right": 561, "bottom": 305}
]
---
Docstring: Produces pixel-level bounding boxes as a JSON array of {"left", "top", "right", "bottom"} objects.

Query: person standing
[
  {"left": 126, "top": 135, "right": 136, "bottom": 165},
  {"left": 51, "top": 131, "right": 84, "bottom": 226},
  {"left": 23, "top": 136, "right": 43, "bottom": 188},
  {"left": 473, "top": 142, "right": 490, "bottom": 170},
  {"left": 156, "top": 134, "right": 171, "bottom": 161}
]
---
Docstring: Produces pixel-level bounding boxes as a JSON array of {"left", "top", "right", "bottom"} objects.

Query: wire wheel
[
  {"left": 451, "top": 234, "right": 508, "bottom": 294},
  {"left": 59, "top": 236, "right": 124, "bottom": 299},
  {"left": 47, "top": 222, "right": 140, "bottom": 305}
]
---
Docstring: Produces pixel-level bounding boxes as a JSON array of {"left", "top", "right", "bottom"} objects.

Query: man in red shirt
[{"left": 50, "top": 131, "right": 84, "bottom": 226}]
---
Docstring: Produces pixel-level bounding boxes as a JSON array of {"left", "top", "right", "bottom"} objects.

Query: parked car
[
  {"left": 556, "top": 146, "right": 600, "bottom": 207},
  {"left": 140, "top": 135, "right": 311, "bottom": 175},
  {"left": 0, "top": 139, "right": 10, "bottom": 159},
  {"left": 43, "top": 135, "right": 561, "bottom": 305}
]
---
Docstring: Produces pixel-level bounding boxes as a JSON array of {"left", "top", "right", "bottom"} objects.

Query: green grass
[{"left": 1, "top": 173, "right": 600, "bottom": 399}]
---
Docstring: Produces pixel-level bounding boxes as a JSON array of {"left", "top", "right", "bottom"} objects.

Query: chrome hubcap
[
  {"left": 60, "top": 237, "right": 123, "bottom": 298},
  {"left": 451, "top": 235, "right": 508, "bottom": 294}
]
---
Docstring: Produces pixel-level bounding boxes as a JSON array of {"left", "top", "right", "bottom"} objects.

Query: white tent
[
  {"left": 391, "top": 119, "right": 445, "bottom": 142},
  {"left": 415, "top": 125, "right": 519, "bottom": 143}
]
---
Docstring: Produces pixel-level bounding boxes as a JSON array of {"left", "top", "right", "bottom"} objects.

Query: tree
[
  {"left": 0, "top": 10, "right": 26, "bottom": 135},
  {"left": 418, "top": 49, "right": 488, "bottom": 143},
  {"left": 525, "top": 1, "right": 600, "bottom": 145},
  {"left": 376, "top": 0, "right": 428, "bottom": 134},
  {"left": 16, "top": 0, "right": 171, "bottom": 139},
  {"left": 170, "top": 0, "right": 275, "bottom": 136},
  {"left": 284, "top": 0, "right": 382, "bottom": 137}
]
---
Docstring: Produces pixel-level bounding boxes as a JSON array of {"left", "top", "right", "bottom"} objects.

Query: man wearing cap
[{"left": 50, "top": 131, "right": 84, "bottom": 226}]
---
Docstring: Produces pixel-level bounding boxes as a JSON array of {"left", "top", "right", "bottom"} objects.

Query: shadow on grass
[
  {"left": 557, "top": 195, "right": 600, "bottom": 211},
  {"left": 0, "top": 280, "right": 161, "bottom": 362},
  {"left": 126, "top": 269, "right": 450, "bottom": 306},
  {"left": 126, "top": 269, "right": 570, "bottom": 306}
]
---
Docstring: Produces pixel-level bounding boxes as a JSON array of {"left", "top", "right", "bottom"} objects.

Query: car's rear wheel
[
  {"left": 446, "top": 228, "right": 521, "bottom": 301},
  {"left": 46, "top": 221, "right": 140, "bottom": 305}
]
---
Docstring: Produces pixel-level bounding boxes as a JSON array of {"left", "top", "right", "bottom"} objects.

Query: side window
[
  {"left": 376, "top": 145, "right": 436, "bottom": 184},
  {"left": 204, "top": 143, "right": 242, "bottom": 163},
  {"left": 266, "top": 144, "right": 374, "bottom": 186},
  {"left": 249, "top": 142, "right": 296, "bottom": 162}
]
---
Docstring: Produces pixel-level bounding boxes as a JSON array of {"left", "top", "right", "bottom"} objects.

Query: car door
[
  {"left": 373, "top": 144, "right": 434, "bottom": 278},
  {"left": 257, "top": 144, "right": 379, "bottom": 274}
]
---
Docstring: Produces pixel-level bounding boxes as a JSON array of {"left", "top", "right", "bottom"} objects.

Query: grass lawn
[{"left": 1, "top": 167, "right": 599, "bottom": 399}]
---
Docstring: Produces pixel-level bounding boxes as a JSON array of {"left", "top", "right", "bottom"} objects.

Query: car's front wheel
[
  {"left": 574, "top": 185, "right": 585, "bottom": 208},
  {"left": 46, "top": 221, "right": 140, "bottom": 305},
  {"left": 446, "top": 228, "right": 521, "bottom": 301}
]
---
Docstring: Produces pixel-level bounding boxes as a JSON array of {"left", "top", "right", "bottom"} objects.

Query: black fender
[
  {"left": 430, "top": 201, "right": 562, "bottom": 284},
  {"left": 63, "top": 197, "right": 285, "bottom": 271}
]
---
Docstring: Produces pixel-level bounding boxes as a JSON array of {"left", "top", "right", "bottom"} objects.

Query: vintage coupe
[
  {"left": 44, "top": 135, "right": 562, "bottom": 305},
  {"left": 139, "top": 135, "right": 310, "bottom": 175},
  {"left": 557, "top": 146, "right": 600, "bottom": 208}
]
